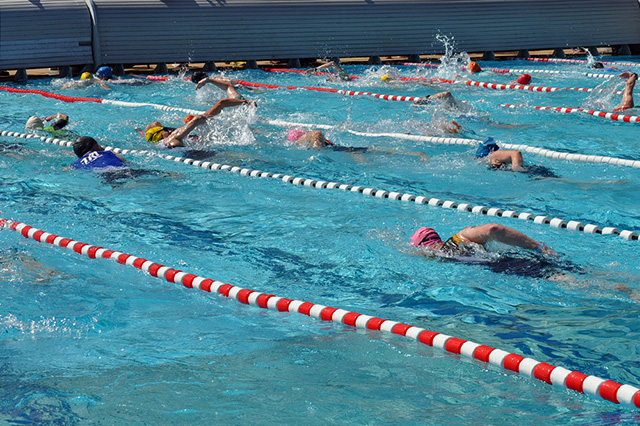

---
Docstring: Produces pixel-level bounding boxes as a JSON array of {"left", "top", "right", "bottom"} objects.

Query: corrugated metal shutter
[
  {"left": 0, "top": 0, "right": 93, "bottom": 69},
  {"left": 2, "top": 0, "right": 639, "bottom": 70},
  {"left": 93, "top": 0, "right": 640, "bottom": 64}
]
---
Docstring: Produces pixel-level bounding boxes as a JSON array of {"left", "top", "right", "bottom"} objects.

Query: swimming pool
[{"left": 1, "top": 54, "right": 640, "bottom": 424}]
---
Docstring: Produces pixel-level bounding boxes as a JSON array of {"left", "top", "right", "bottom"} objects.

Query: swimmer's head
[
  {"left": 381, "top": 74, "right": 392, "bottom": 82},
  {"left": 25, "top": 116, "right": 44, "bottom": 130},
  {"left": 144, "top": 122, "right": 167, "bottom": 143},
  {"left": 73, "top": 136, "right": 101, "bottom": 158},
  {"left": 80, "top": 72, "right": 93, "bottom": 80},
  {"left": 287, "top": 129, "right": 306, "bottom": 142},
  {"left": 468, "top": 62, "right": 482, "bottom": 73},
  {"left": 191, "top": 71, "right": 208, "bottom": 84},
  {"left": 184, "top": 115, "right": 195, "bottom": 123},
  {"left": 95, "top": 66, "right": 112, "bottom": 79},
  {"left": 516, "top": 74, "right": 532, "bottom": 85},
  {"left": 591, "top": 62, "right": 604, "bottom": 69},
  {"left": 411, "top": 227, "right": 443, "bottom": 247}
]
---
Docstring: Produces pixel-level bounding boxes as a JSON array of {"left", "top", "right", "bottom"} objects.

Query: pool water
[{"left": 1, "top": 56, "right": 640, "bottom": 425}]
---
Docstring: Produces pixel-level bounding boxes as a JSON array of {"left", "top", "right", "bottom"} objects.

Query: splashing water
[
  {"left": 582, "top": 76, "right": 626, "bottom": 110},
  {"left": 434, "top": 34, "right": 471, "bottom": 79}
]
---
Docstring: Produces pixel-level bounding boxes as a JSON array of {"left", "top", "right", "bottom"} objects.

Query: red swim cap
[
  {"left": 517, "top": 74, "right": 532, "bottom": 85},
  {"left": 468, "top": 62, "right": 482, "bottom": 73}
]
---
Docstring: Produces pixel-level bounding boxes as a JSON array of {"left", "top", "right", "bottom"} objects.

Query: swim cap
[
  {"left": 475, "top": 137, "right": 500, "bottom": 158},
  {"left": 73, "top": 136, "right": 99, "bottom": 158},
  {"left": 25, "top": 116, "right": 44, "bottom": 130},
  {"left": 468, "top": 62, "right": 482, "bottom": 73},
  {"left": 95, "top": 66, "right": 112, "bottom": 78},
  {"left": 516, "top": 74, "right": 532, "bottom": 85},
  {"left": 411, "top": 227, "right": 443, "bottom": 247},
  {"left": 80, "top": 72, "right": 93, "bottom": 80},
  {"left": 381, "top": 74, "right": 392, "bottom": 82},
  {"left": 184, "top": 115, "right": 195, "bottom": 123},
  {"left": 145, "top": 126, "right": 165, "bottom": 143},
  {"left": 287, "top": 129, "right": 306, "bottom": 142}
]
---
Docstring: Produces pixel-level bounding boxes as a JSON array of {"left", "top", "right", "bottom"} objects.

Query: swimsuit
[
  {"left": 331, "top": 146, "right": 368, "bottom": 153},
  {"left": 439, "top": 233, "right": 486, "bottom": 258},
  {"left": 71, "top": 150, "right": 127, "bottom": 170}
]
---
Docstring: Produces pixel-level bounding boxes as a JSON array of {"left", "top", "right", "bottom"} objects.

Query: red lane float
[
  {"left": 0, "top": 85, "right": 103, "bottom": 103},
  {"left": 2, "top": 217, "right": 639, "bottom": 409}
]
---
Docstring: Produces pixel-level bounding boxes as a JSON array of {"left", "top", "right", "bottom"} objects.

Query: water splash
[{"left": 434, "top": 34, "right": 470, "bottom": 79}]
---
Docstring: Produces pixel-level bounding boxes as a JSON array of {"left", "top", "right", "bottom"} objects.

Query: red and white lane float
[
  {"left": 526, "top": 57, "right": 640, "bottom": 68},
  {"left": 498, "top": 103, "right": 640, "bottom": 124},
  {"left": 2, "top": 129, "right": 639, "bottom": 241},
  {"left": 1, "top": 217, "right": 639, "bottom": 409}
]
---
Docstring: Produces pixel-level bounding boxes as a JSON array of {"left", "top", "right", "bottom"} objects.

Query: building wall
[
  {"left": 2, "top": 0, "right": 640, "bottom": 70},
  {"left": 0, "top": 0, "right": 93, "bottom": 69}
]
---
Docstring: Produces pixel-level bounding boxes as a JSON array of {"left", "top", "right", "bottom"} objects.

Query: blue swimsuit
[{"left": 71, "top": 151, "right": 127, "bottom": 170}]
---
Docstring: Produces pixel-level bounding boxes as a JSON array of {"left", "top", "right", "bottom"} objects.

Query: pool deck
[{"left": 0, "top": 48, "right": 614, "bottom": 83}]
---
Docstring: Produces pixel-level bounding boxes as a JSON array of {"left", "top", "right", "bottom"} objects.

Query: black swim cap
[
  {"left": 73, "top": 136, "right": 99, "bottom": 158},
  {"left": 191, "top": 71, "right": 208, "bottom": 84}
]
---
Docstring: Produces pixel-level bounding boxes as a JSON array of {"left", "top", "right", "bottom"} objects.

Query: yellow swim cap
[
  {"left": 81, "top": 72, "right": 93, "bottom": 80},
  {"left": 381, "top": 74, "right": 391, "bottom": 82},
  {"left": 145, "top": 126, "right": 165, "bottom": 143}
]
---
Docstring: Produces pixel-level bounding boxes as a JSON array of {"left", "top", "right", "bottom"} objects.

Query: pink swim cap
[
  {"left": 410, "top": 227, "right": 442, "bottom": 247},
  {"left": 287, "top": 129, "right": 306, "bottom": 142}
]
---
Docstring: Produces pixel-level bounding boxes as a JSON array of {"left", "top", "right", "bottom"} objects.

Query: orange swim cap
[
  {"left": 184, "top": 115, "right": 195, "bottom": 123},
  {"left": 516, "top": 74, "right": 532, "bottom": 85},
  {"left": 468, "top": 62, "right": 482, "bottom": 73},
  {"left": 446, "top": 120, "right": 461, "bottom": 133}
]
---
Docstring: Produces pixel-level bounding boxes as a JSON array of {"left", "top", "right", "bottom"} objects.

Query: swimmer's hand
[
  {"left": 540, "top": 244, "right": 557, "bottom": 256},
  {"left": 245, "top": 100, "right": 257, "bottom": 108},
  {"left": 195, "top": 78, "right": 208, "bottom": 90},
  {"left": 619, "top": 71, "right": 636, "bottom": 79}
]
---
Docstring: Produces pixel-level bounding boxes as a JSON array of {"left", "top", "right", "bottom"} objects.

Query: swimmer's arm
[
  {"left": 203, "top": 98, "right": 255, "bottom": 117},
  {"left": 460, "top": 224, "right": 555, "bottom": 254},
  {"left": 304, "top": 61, "right": 334, "bottom": 74},
  {"left": 44, "top": 113, "right": 68, "bottom": 122},
  {"left": 96, "top": 80, "right": 111, "bottom": 90},
  {"left": 369, "top": 148, "right": 429, "bottom": 161},
  {"left": 489, "top": 150, "right": 525, "bottom": 172},
  {"left": 164, "top": 115, "right": 206, "bottom": 146}
]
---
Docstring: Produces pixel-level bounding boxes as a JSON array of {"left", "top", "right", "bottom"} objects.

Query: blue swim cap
[
  {"left": 95, "top": 66, "right": 112, "bottom": 78},
  {"left": 475, "top": 137, "right": 499, "bottom": 158}
]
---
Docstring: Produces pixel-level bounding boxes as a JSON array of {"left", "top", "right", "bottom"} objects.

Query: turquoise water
[{"left": 1, "top": 57, "right": 640, "bottom": 425}]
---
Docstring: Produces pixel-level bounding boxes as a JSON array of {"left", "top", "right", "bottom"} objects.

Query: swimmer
[
  {"left": 475, "top": 137, "right": 525, "bottom": 172},
  {"left": 25, "top": 113, "right": 78, "bottom": 139},
  {"left": 287, "top": 129, "right": 429, "bottom": 161},
  {"left": 304, "top": 61, "right": 354, "bottom": 82},
  {"left": 613, "top": 71, "right": 637, "bottom": 112},
  {"left": 62, "top": 66, "right": 112, "bottom": 90},
  {"left": 413, "top": 91, "right": 459, "bottom": 108},
  {"left": 411, "top": 224, "right": 556, "bottom": 258},
  {"left": 71, "top": 136, "right": 127, "bottom": 170},
  {"left": 25, "top": 113, "right": 69, "bottom": 132},
  {"left": 143, "top": 97, "right": 255, "bottom": 148},
  {"left": 192, "top": 74, "right": 246, "bottom": 99}
]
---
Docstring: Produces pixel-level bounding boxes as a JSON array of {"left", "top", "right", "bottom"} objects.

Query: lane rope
[
  {"left": 1, "top": 217, "right": 638, "bottom": 409},
  {"left": 498, "top": 103, "right": 640, "bottom": 124},
  {"left": 2, "top": 129, "right": 639, "bottom": 242},
  {"left": 2, "top": 86, "right": 640, "bottom": 164},
  {"left": 526, "top": 57, "right": 640, "bottom": 68},
  {"left": 398, "top": 62, "right": 616, "bottom": 79}
]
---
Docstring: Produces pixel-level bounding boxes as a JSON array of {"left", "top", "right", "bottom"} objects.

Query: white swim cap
[{"left": 25, "top": 116, "right": 44, "bottom": 130}]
